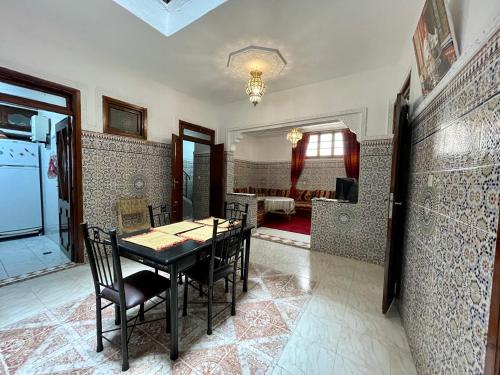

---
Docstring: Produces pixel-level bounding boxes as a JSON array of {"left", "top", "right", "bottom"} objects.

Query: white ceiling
[{"left": 2, "top": 0, "right": 422, "bottom": 105}]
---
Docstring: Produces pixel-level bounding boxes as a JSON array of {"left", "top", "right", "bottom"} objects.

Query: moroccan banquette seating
[{"left": 233, "top": 186, "right": 335, "bottom": 216}]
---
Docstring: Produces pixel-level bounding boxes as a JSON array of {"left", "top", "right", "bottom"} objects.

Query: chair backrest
[
  {"left": 81, "top": 223, "right": 125, "bottom": 303},
  {"left": 117, "top": 197, "right": 150, "bottom": 233},
  {"left": 148, "top": 204, "right": 171, "bottom": 228},
  {"left": 208, "top": 214, "right": 247, "bottom": 285},
  {"left": 224, "top": 201, "right": 249, "bottom": 221}
]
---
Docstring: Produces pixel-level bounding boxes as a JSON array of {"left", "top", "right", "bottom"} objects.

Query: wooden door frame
[
  {"left": 173, "top": 120, "right": 216, "bottom": 221},
  {"left": 0, "top": 66, "right": 84, "bottom": 263},
  {"left": 485, "top": 221, "right": 500, "bottom": 375}
]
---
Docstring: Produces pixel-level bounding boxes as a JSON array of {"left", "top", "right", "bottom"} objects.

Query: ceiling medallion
[
  {"left": 227, "top": 46, "right": 287, "bottom": 106},
  {"left": 286, "top": 128, "right": 303, "bottom": 148}
]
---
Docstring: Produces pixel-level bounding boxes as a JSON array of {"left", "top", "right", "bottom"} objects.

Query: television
[{"left": 335, "top": 177, "right": 358, "bottom": 203}]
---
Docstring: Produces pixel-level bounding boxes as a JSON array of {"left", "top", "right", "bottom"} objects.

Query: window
[
  {"left": 306, "top": 131, "right": 344, "bottom": 158},
  {"left": 103, "top": 96, "right": 147, "bottom": 140}
]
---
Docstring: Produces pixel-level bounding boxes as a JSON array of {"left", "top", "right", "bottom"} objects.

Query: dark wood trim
[
  {"left": 0, "top": 92, "right": 72, "bottom": 116},
  {"left": 0, "top": 66, "right": 84, "bottom": 264},
  {"left": 400, "top": 73, "right": 411, "bottom": 102},
  {"left": 485, "top": 221, "right": 500, "bottom": 375},
  {"left": 0, "top": 66, "right": 72, "bottom": 110},
  {"left": 179, "top": 120, "right": 215, "bottom": 145},
  {"left": 102, "top": 96, "right": 147, "bottom": 140}
]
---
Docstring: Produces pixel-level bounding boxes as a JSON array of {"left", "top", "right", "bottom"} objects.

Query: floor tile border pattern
[
  {"left": 0, "top": 261, "right": 76, "bottom": 288},
  {"left": 252, "top": 232, "right": 311, "bottom": 250},
  {"left": 400, "top": 28, "right": 500, "bottom": 374},
  {"left": 0, "top": 264, "right": 315, "bottom": 374}
]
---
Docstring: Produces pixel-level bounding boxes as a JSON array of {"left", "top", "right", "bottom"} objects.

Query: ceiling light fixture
[
  {"left": 245, "top": 70, "right": 266, "bottom": 106},
  {"left": 227, "top": 46, "right": 287, "bottom": 107},
  {"left": 286, "top": 128, "right": 303, "bottom": 148}
]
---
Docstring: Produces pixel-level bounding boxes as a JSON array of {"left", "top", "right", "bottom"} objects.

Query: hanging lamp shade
[{"left": 245, "top": 70, "right": 266, "bottom": 106}]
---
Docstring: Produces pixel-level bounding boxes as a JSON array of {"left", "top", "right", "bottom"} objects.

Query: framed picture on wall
[
  {"left": 413, "top": 0, "right": 459, "bottom": 96},
  {"left": 103, "top": 96, "right": 147, "bottom": 139}
]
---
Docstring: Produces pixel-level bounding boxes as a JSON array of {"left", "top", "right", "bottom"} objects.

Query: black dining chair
[
  {"left": 224, "top": 201, "right": 249, "bottom": 280},
  {"left": 81, "top": 223, "right": 171, "bottom": 372},
  {"left": 148, "top": 204, "right": 183, "bottom": 283},
  {"left": 148, "top": 204, "right": 171, "bottom": 227},
  {"left": 182, "top": 214, "right": 247, "bottom": 335}
]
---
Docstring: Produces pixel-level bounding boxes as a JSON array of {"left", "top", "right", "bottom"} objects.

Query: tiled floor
[
  {"left": 255, "top": 227, "right": 311, "bottom": 249},
  {"left": 0, "top": 236, "right": 417, "bottom": 374},
  {"left": 0, "top": 236, "right": 70, "bottom": 280}
]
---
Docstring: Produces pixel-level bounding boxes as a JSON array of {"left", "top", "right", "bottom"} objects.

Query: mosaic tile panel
[
  {"left": 234, "top": 158, "right": 346, "bottom": 191},
  {"left": 400, "top": 29, "right": 500, "bottom": 375},
  {"left": 310, "top": 139, "right": 393, "bottom": 265},
  {"left": 192, "top": 151, "right": 210, "bottom": 220},
  {"left": 82, "top": 131, "right": 170, "bottom": 231}
]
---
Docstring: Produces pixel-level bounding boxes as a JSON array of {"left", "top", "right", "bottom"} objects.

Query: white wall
[
  {"left": 234, "top": 134, "right": 291, "bottom": 162},
  {"left": 0, "top": 18, "right": 218, "bottom": 143},
  {"left": 217, "top": 65, "right": 403, "bottom": 145}
]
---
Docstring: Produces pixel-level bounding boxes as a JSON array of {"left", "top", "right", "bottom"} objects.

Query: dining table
[{"left": 116, "top": 220, "right": 254, "bottom": 360}]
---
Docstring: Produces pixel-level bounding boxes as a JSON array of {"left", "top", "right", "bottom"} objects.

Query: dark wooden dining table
[{"left": 116, "top": 224, "right": 254, "bottom": 360}]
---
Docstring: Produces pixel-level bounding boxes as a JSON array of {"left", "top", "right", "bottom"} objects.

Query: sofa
[{"left": 233, "top": 186, "right": 335, "bottom": 221}]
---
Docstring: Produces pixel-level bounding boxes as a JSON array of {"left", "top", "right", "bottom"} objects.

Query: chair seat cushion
[
  {"left": 101, "top": 270, "right": 170, "bottom": 309},
  {"left": 185, "top": 259, "right": 234, "bottom": 285}
]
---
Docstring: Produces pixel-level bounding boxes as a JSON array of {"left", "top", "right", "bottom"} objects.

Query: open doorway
[
  {"left": 171, "top": 121, "right": 224, "bottom": 222},
  {"left": 182, "top": 140, "right": 211, "bottom": 220},
  {"left": 233, "top": 121, "right": 358, "bottom": 246},
  {"left": 0, "top": 67, "right": 82, "bottom": 283}
]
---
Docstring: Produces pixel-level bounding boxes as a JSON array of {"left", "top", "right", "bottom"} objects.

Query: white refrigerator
[{"left": 0, "top": 139, "right": 43, "bottom": 237}]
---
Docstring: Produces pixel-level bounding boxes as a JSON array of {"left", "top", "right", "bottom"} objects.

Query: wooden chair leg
[
  {"left": 231, "top": 271, "right": 237, "bottom": 316},
  {"left": 139, "top": 303, "right": 145, "bottom": 322},
  {"left": 224, "top": 277, "right": 229, "bottom": 293},
  {"left": 166, "top": 291, "right": 171, "bottom": 334},
  {"left": 207, "top": 285, "right": 213, "bottom": 335},
  {"left": 96, "top": 296, "right": 103, "bottom": 352},
  {"left": 182, "top": 277, "right": 188, "bottom": 317},
  {"left": 120, "top": 307, "right": 129, "bottom": 371},
  {"left": 114, "top": 304, "right": 121, "bottom": 326}
]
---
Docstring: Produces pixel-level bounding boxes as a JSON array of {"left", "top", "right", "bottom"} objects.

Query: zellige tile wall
[
  {"left": 399, "top": 30, "right": 499, "bottom": 374},
  {"left": 82, "top": 131, "right": 170, "bottom": 231},
  {"left": 311, "top": 139, "right": 392, "bottom": 265}
]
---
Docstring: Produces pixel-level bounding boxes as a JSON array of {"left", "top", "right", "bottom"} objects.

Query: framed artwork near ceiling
[
  {"left": 103, "top": 96, "right": 147, "bottom": 139},
  {"left": 413, "top": 0, "right": 459, "bottom": 96}
]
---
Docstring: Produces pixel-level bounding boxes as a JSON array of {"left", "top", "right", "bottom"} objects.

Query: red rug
[{"left": 263, "top": 215, "right": 311, "bottom": 235}]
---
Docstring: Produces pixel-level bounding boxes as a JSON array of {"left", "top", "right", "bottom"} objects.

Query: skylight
[{"left": 113, "top": 0, "right": 227, "bottom": 37}]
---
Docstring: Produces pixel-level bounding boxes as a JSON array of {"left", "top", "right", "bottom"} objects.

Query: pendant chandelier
[
  {"left": 245, "top": 70, "right": 266, "bottom": 106},
  {"left": 286, "top": 128, "right": 303, "bottom": 148}
]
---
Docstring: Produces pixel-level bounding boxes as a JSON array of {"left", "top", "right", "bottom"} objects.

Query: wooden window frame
[
  {"left": 179, "top": 120, "right": 215, "bottom": 145},
  {"left": 103, "top": 96, "right": 147, "bottom": 140},
  {"left": 305, "top": 130, "right": 345, "bottom": 159}
]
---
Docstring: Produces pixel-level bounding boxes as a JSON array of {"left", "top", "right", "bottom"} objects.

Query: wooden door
[
  {"left": 56, "top": 118, "right": 72, "bottom": 259},
  {"left": 210, "top": 143, "right": 224, "bottom": 218},
  {"left": 171, "top": 134, "right": 183, "bottom": 222},
  {"left": 382, "top": 94, "right": 411, "bottom": 313}
]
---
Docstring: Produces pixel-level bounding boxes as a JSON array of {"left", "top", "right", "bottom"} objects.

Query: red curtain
[
  {"left": 343, "top": 130, "right": 360, "bottom": 180},
  {"left": 289, "top": 133, "right": 310, "bottom": 198}
]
